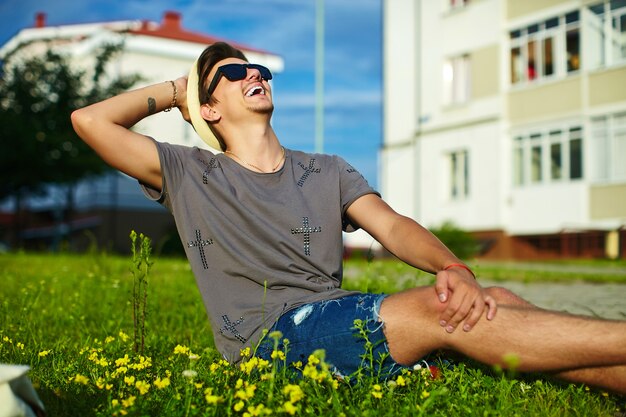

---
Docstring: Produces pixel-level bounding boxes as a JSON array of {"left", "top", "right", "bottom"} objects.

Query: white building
[
  {"left": 381, "top": 0, "right": 626, "bottom": 259},
  {"left": 0, "top": 11, "right": 284, "bottom": 252}
]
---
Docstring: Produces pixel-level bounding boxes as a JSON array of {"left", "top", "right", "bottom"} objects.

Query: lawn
[{"left": 0, "top": 246, "right": 624, "bottom": 416}]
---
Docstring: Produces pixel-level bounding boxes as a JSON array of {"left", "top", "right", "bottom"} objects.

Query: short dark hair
[{"left": 197, "top": 42, "right": 247, "bottom": 106}]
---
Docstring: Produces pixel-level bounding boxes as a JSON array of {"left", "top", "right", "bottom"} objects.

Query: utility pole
[{"left": 315, "top": 0, "right": 325, "bottom": 153}]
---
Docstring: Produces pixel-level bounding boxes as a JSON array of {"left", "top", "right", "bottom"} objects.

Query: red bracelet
[{"left": 443, "top": 263, "right": 476, "bottom": 279}]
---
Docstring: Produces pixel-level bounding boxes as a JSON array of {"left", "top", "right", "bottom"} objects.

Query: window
[
  {"left": 587, "top": 0, "right": 626, "bottom": 69},
  {"left": 512, "top": 125, "right": 584, "bottom": 186},
  {"left": 443, "top": 55, "right": 471, "bottom": 105},
  {"left": 569, "top": 127, "right": 583, "bottom": 179},
  {"left": 566, "top": 12, "right": 581, "bottom": 72},
  {"left": 449, "top": 150, "right": 469, "bottom": 199},
  {"left": 590, "top": 112, "right": 626, "bottom": 181},
  {"left": 513, "top": 137, "right": 525, "bottom": 186},
  {"left": 509, "top": 11, "right": 580, "bottom": 85},
  {"left": 549, "top": 130, "right": 563, "bottom": 180},
  {"left": 530, "top": 134, "right": 543, "bottom": 182}
]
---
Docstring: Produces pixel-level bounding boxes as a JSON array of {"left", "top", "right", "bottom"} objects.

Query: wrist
[
  {"left": 443, "top": 263, "right": 476, "bottom": 279},
  {"left": 163, "top": 80, "right": 177, "bottom": 112}
]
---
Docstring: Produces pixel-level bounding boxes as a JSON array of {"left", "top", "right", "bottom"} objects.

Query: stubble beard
[{"left": 247, "top": 101, "right": 274, "bottom": 115}]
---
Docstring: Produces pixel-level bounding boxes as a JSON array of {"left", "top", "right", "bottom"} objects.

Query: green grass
[{"left": 0, "top": 252, "right": 624, "bottom": 416}]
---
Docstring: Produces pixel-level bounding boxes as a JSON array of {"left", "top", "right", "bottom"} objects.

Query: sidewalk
[{"left": 482, "top": 279, "right": 626, "bottom": 320}]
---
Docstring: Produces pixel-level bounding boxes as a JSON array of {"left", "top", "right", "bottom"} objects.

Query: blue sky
[{"left": 0, "top": 0, "right": 383, "bottom": 189}]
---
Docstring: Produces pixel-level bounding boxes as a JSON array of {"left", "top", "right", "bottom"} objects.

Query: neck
[{"left": 222, "top": 124, "right": 285, "bottom": 173}]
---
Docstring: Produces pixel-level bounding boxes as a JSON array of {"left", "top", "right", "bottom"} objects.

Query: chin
[{"left": 249, "top": 103, "right": 274, "bottom": 115}]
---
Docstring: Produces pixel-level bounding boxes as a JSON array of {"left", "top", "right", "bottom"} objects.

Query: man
[{"left": 72, "top": 42, "right": 626, "bottom": 394}]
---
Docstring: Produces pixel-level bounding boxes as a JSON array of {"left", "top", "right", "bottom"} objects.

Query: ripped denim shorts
[{"left": 256, "top": 293, "right": 410, "bottom": 379}]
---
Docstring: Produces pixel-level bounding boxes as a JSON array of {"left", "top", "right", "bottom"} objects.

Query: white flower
[{"left": 182, "top": 370, "right": 197, "bottom": 379}]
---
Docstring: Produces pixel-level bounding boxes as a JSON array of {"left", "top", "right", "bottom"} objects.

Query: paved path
[{"left": 481, "top": 280, "right": 626, "bottom": 319}]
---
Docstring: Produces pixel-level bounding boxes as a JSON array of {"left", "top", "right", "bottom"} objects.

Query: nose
[{"left": 246, "top": 67, "right": 262, "bottom": 81}]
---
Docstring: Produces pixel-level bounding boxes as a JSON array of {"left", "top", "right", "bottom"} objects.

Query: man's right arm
[{"left": 71, "top": 77, "right": 188, "bottom": 191}]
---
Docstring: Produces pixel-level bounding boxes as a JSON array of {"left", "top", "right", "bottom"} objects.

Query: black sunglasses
[{"left": 206, "top": 63, "right": 273, "bottom": 97}]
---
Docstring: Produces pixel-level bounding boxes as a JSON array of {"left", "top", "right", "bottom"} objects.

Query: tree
[{"left": 0, "top": 42, "right": 142, "bottom": 246}]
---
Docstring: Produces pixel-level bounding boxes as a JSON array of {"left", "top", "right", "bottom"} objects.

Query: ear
[{"left": 200, "top": 104, "right": 221, "bottom": 123}]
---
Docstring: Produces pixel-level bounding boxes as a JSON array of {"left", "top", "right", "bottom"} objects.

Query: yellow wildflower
[
  {"left": 371, "top": 384, "right": 383, "bottom": 399},
  {"left": 173, "top": 344, "right": 190, "bottom": 355},
  {"left": 204, "top": 388, "right": 223, "bottom": 405},
  {"left": 73, "top": 374, "right": 89, "bottom": 385},
  {"left": 243, "top": 403, "right": 269, "bottom": 417},
  {"left": 283, "top": 401, "right": 297, "bottom": 415},
  {"left": 115, "top": 354, "right": 130, "bottom": 367},
  {"left": 396, "top": 375, "right": 406, "bottom": 386},
  {"left": 121, "top": 396, "right": 136, "bottom": 408},
  {"left": 124, "top": 375, "right": 135, "bottom": 386},
  {"left": 112, "top": 399, "right": 119, "bottom": 407},
  {"left": 118, "top": 331, "right": 129, "bottom": 342},
  {"left": 16, "top": 342, "right": 24, "bottom": 350},
  {"left": 240, "top": 357, "right": 270, "bottom": 374},
  {"left": 307, "top": 354, "right": 320, "bottom": 367},
  {"left": 235, "top": 381, "right": 257, "bottom": 401},
  {"left": 271, "top": 350, "right": 286, "bottom": 361},
  {"left": 269, "top": 330, "right": 283, "bottom": 340},
  {"left": 421, "top": 390, "right": 430, "bottom": 399},
  {"left": 240, "top": 347, "right": 251, "bottom": 358},
  {"left": 104, "top": 336, "right": 115, "bottom": 344},
  {"left": 38, "top": 350, "right": 51, "bottom": 357},
  {"left": 154, "top": 377, "right": 170, "bottom": 389},
  {"left": 283, "top": 384, "right": 304, "bottom": 403},
  {"left": 112, "top": 366, "right": 128, "bottom": 377},
  {"left": 135, "top": 380, "right": 150, "bottom": 395},
  {"left": 234, "top": 401, "right": 245, "bottom": 412}
]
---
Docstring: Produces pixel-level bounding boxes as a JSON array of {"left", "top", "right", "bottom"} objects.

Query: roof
[
  {"left": 129, "top": 11, "right": 268, "bottom": 54},
  {"left": 0, "top": 11, "right": 273, "bottom": 58}
]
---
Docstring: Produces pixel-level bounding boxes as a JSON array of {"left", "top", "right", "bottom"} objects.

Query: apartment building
[{"left": 382, "top": 0, "right": 626, "bottom": 258}]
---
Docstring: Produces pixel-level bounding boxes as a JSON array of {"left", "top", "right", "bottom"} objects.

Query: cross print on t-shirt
[
  {"left": 290, "top": 217, "right": 322, "bottom": 256},
  {"left": 198, "top": 157, "right": 218, "bottom": 184},
  {"left": 187, "top": 229, "right": 213, "bottom": 270},
  {"left": 219, "top": 315, "right": 246, "bottom": 344},
  {"left": 297, "top": 159, "right": 321, "bottom": 187}
]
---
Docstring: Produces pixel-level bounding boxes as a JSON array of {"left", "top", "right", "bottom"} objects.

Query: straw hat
[{"left": 186, "top": 59, "right": 221, "bottom": 150}]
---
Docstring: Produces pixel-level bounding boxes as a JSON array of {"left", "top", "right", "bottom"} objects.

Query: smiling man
[{"left": 72, "top": 42, "right": 626, "bottom": 394}]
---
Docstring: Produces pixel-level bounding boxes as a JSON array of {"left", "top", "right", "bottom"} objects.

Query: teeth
[{"left": 246, "top": 86, "right": 265, "bottom": 97}]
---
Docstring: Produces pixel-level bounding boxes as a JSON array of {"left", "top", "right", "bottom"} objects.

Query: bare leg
[
  {"left": 485, "top": 286, "right": 626, "bottom": 393},
  {"left": 379, "top": 286, "right": 626, "bottom": 394}
]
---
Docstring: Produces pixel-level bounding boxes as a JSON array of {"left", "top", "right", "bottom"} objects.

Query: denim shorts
[{"left": 256, "top": 293, "right": 410, "bottom": 379}]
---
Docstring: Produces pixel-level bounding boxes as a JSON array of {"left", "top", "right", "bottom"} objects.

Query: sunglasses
[{"left": 206, "top": 63, "right": 273, "bottom": 98}]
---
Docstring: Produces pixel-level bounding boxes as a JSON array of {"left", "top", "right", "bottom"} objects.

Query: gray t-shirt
[{"left": 142, "top": 142, "right": 379, "bottom": 361}]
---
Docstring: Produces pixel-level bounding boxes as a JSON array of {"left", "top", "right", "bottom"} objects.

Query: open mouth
[{"left": 245, "top": 85, "right": 265, "bottom": 97}]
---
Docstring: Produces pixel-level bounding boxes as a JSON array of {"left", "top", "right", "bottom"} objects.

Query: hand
[
  {"left": 435, "top": 267, "right": 497, "bottom": 333},
  {"left": 173, "top": 76, "right": 190, "bottom": 123}
]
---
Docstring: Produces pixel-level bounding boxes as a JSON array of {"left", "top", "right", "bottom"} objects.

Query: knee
[
  {"left": 485, "top": 286, "right": 531, "bottom": 306},
  {"left": 381, "top": 286, "right": 446, "bottom": 322}
]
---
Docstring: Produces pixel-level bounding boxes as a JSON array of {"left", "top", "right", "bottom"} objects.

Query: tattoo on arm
[{"left": 148, "top": 97, "right": 157, "bottom": 114}]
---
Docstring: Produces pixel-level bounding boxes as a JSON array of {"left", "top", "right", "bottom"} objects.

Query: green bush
[{"left": 430, "top": 221, "right": 479, "bottom": 260}]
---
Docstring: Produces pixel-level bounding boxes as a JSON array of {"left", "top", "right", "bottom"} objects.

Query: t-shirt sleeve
[
  {"left": 140, "top": 141, "right": 194, "bottom": 211},
  {"left": 336, "top": 156, "right": 380, "bottom": 232}
]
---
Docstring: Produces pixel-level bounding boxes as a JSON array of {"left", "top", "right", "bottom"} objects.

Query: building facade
[
  {"left": 382, "top": 0, "right": 626, "bottom": 259},
  {"left": 0, "top": 11, "right": 283, "bottom": 252}
]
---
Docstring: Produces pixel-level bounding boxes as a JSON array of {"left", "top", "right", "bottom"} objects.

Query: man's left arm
[{"left": 346, "top": 193, "right": 496, "bottom": 333}]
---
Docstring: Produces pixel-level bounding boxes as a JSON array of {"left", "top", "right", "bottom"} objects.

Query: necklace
[{"left": 224, "top": 146, "right": 285, "bottom": 173}]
